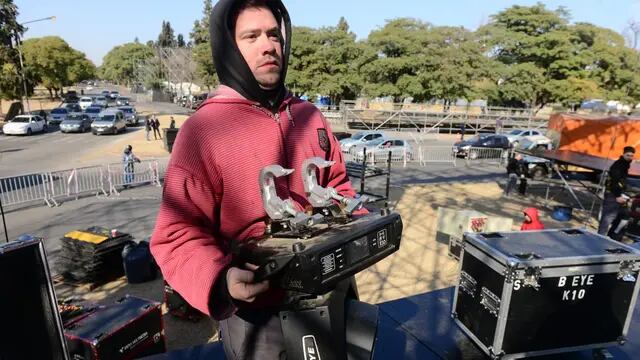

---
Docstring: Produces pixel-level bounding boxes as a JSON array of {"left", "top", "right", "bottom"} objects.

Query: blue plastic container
[{"left": 551, "top": 206, "right": 572, "bottom": 222}]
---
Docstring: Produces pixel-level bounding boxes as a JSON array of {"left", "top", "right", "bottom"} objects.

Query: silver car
[
  {"left": 339, "top": 131, "right": 385, "bottom": 153},
  {"left": 94, "top": 96, "right": 108, "bottom": 108},
  {"left": 84, "top": 106, "right": 102, "bottom": 121},
  {"left": 352, "top": 138, "right": 413, "bottom": 162},
  {"left": 92, "top": 110, "right": 126, "bottom": 135},
  {"left": 118, "top": 106, "right": 138, "bottom": 126},
  {"left": 116, "top": 97, "right": 130, "bottom": 106},
  {"left": 49, "top": 108, "right": 69, "bottom": 124},
  {"left": 60, "top": 113, "right": 92, "bottom": 133}
]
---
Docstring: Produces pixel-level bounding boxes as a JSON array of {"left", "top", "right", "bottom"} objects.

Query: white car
[
  {"left": 79, "top": 97, "right": 93, "bottom": 110},
  {"left": 2, "top": 115, "right": 47, "bottom": 135},
  {"left": 339, "top": 131, "right": 385, "bottom": 153},
  {"left": 352, "top": 138, "right": 413, "bottom": 162},
  {"left": 505, "top": 129, "right": 551, "bottom": 148}
]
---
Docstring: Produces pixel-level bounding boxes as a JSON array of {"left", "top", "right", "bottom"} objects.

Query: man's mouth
[{"left": 259, "top": 59, "right": 280, "bottom": 69}]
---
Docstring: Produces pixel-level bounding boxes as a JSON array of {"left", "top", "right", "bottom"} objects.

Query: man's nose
[{"left": 258, "top": 33, "right": 277, "bottom": 55}]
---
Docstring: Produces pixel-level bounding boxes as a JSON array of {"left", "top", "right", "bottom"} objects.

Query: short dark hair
[
  {"left": 624, "top": 146, "right": 636, "bottom": 154},
  {"left": 231, "top": 0, "right": 278, "bottom": 32}
]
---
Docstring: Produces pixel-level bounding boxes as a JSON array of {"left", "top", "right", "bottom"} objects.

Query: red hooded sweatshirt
[
  {"left": 150, "top": 86, "right": 359, "bottom": 319},
  {"left": 520, "top": 208, "right": 545, "bottom": 231}
]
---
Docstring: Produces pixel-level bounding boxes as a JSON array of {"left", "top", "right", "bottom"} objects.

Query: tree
[
  {"left": 193, "top": 42, "right": 218, "bottom": 90},
  {"left": 191, "top": 0, "right": 213, "bottom": 45},
  {"left": 0, "top": 0, "right": 26, "bottom": 106},
  {"left": 22, "top": 36, "right": 96, "bottom": 98},
  {"left": 99, "top": 42, "right": 154, "bottom": 86},
  {"left": 177, "top": 34, "right": 186, "bottom": 47},
  {"left": 157, "top": 21, "right": 176, "bottom": 47}
]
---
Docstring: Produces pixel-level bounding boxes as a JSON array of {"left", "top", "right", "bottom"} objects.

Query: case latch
[
  {"left": 480, "top": 287, "right": 501, "bottom": 316},
  {"left": 459, "top": 271, "right": 477, "bottom": 297},
  {"left": 618, "top": 261, "right": 640, "bottom": 282},
  {"left": 522, "top": 266, "right": 542, "bottom": 290}
]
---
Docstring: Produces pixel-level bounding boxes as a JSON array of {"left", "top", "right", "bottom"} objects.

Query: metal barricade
[
  {"left": 464, "top": 147, "right": 508, "bottom": 167},
  {"left": 418, "top": 146, "right": 457, "bottom": 166},
  {"left": 107, "top": 160, "right": 161, "bottom": 195},
  {"left": 73, "top": 165, "right": 109, "bottom": 197},
  {"left": 0, "top": 173, "right": 51, "bottom": 208}
]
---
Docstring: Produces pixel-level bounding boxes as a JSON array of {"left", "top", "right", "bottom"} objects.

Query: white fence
[{"left": 0, "top": 159, "right": 164, "bottom": 210}]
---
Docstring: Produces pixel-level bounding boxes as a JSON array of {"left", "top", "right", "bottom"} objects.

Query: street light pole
[{"left": 15, "top": 16, "right": 56, "bottom": 114}]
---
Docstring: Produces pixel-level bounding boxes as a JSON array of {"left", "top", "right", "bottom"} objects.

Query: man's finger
[
  {"left": 238, "top": 280, "right": 269, "bottom": 301},
  {"left": 244, "top": 263, "right": 260, "bottom": 271},
  {"left": 228, "top": 267, "right": 255, "bottom": 284}
]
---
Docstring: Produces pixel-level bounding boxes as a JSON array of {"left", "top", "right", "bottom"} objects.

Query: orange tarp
[{"left": 547, "top": 113, "right": 640, "bottom": 159}]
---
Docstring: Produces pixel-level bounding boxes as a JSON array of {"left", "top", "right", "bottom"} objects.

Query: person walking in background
[
  {"left": 598, "top": 146, "right": 636, "bottom": 235},
  {"left": 169, "top": 116, "right": 176, "bottom": 129},
  {"left": 152, "top": 116, "right": 162, "bottom": 140},
  {"left": 145, "top": 117, "right": 152, "bottom": 141},
  {"left": 122, "top": 145, "right": 141, "bottom": 189},
  {"left": 504, "top": 153, "right": 525, "bottom": 196},
  {"left": 520, "top": 207, "right": 545, "bottom": 230}
]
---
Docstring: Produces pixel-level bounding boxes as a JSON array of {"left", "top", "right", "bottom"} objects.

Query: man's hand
[
  {"left": 226, "top": 263, "right": 269, "bottom": 302},
  {"left": 616, "top": 196, "right": 628, "bottom": 204}
]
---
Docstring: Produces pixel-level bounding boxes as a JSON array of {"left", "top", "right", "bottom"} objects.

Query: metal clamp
[
  {"left": 459, "top": 271, "right": 477, "bottom": 297},
  {"left": 618, "top": 261, "right": 640, "bottom": 282},
  {"left": 259, "top": 165, "right": 324, "bottom": 230},
  {"left": 301, "top": 157, "right": 362, "bottom": 214},
  {"left": 480, "top": 287, "right": 501, "bottom": 317}
]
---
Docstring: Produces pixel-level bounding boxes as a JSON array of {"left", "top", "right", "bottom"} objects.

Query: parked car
[
  {"left": 63, "top": 103, "right": 82, "bottom": 113},
  {"left": 60, "top": 113, "right": 92, "bottom": 133},
  {"left": 116, "top": 96, "right": 130, "bottom": 106},
  {"left": 2, "top": 115, "right": 47, "bottom": 135},
  {"left": 189, "top": 93, "right": 208, "bottom": 109},
  {"left": 79, "top": 97, "right": 93, "bottom": 110},
  {"left": 49, "top": 108, "right": 69, "bottom": 124},
  {"left": 94, "top": 96, "right": 108, "bottom": 108},
  {"left": 504, "top": 129, "right": 551, "bottom": 148},
  {"left": 63, "top": 91, "right": 79, "bottom": 103},
  {"left": 521, "top": 154, "right": 551, "bottom": 180},
  {"left": 453, "top": 134, "right": 511, "bottom": 159},
  {"left": 84, "top": 106, "right": 102, "bottom": 121},
  {"left": 352, "top": 138, "right": 413, "bottom": 162},
  {"left": 339, "top": 131, "right": 385, "bottom": 153},
  {"left": 101, "top": 90, "right": 111, "bottom": 98},
  {"left": 91, "top": 110, "right": 126, "bottom": 135},
  {"left": 109, "top": 91, "right": 120, "bottom": 100},
  {"left": 118, "top": 106, "right": 138, "bottom": 126}
]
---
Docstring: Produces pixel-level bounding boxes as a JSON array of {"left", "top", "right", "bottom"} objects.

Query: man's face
[
  {"left": 234, "top": 6, "right": 283, "bottom": 90},
  {"left": 623, "top": 151, "right": 635, "bottom": 162}
]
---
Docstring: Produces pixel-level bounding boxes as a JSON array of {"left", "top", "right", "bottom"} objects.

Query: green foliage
[
  {"left": 21, "top": 36, "right": 96, "bottom": 97},
  {"left": 157, "top": 21, "right": 176, "bottom": 47},
  {"left": 0, "top": 0, "right": 26, "bottom": 100},
  {"left": 99, "top": 42, "right": 153, "bottom": 85},
  {"left": 190, "top": 0, "right": 212, "bottom": 45},
  {"left": 193, "top": 42, "right": 218, "bottom": 89}
]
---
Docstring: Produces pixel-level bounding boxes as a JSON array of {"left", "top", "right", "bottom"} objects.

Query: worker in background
[
  {"left": 504, "top": 153, "right": 525, "bottom": 196},
  {"left": 598, "top": 146, "right": 635, "bottom": 235},
  {"left": 520, "top": 207, "right": 545, "bottom": 230}
]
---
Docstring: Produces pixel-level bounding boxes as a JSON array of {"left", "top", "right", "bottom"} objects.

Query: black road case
[
  {"left": 0, "top": 237, "right": 70, "bottom": 360},
  {"left": 452, "top": 229, "right": 640, "bottom": 359},
  {"left": 64, "top": 295, "right": 166, "bottom": 359}
]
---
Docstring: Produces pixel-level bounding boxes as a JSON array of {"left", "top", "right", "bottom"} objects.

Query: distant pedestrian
[
  {"left": 504, "top": 153, "right": 525, "bottom": 196},
  {"left": 145, "top": 117, "right": 152, "bottom": 141},
  {"left": 152, "top": 117, "right": 162, "bottom": 140},
  {"left": 598, "top": 146, "right": 636, "bottom": 235},
  {"left": 169, "top": 116, "right": 176, "bottom": 129},
  {"left": 520, "top": 207, "right": 545, "bottom": 231},
  {"left": 122, "top": 145, "right": 141, "bottom": 189},
  {"left": 460, "top": 123, "right": 465, "bottom": 140}
]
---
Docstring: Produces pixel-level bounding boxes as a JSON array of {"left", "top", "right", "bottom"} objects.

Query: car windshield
[
  {"left": 96, "top": 115, "right": 115, "bottom": 121},
  {"left": 118, "top": 98, "right": 129, "bottom": 101},
  {"left": 80, "top": 98, "right": 92, "bottom": 102},
  {"left": 97, "top": 97, "right": 106, "bottom": 101},
  {"left": 67, "top": 115, "right": 85, "bottom": 121},
  {"left": 351, "top": 132, "right": 366, "bottom": 140},
  {"left": 85, "top": 107, "right": 101, "bottom": 113},
  {"left": 10, "top": 117, "right": 30, "bottom": 123},
  {"left": 469, "top": 134, "right": 490, "bottom": 142},
  {"left": 119, "top": 108, "right": 133, "bottom": 113},
  {"left": 51, "top": 108, "right": 67, "bottom": 114},
  {"left": 508, "top": 130, "right": 524, "bottom": 135}
]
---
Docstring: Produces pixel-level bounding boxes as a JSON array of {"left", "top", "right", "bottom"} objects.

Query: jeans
[
  {"left": 504, "top": 173, "right": 518, "bottom": 195},
  {"left": 146, "top": 129, "right": 150, "bottom": 141},
  {"left": 598, "top": 194, "right": 622, "bottom": 235}
]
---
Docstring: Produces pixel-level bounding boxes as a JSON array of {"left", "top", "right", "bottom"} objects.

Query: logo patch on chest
[{"left": 317, "top": 128, "right": 330, "bottom": 152}]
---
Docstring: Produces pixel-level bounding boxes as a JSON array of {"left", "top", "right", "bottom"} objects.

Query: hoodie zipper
[{"left": 252, "top": 103, "right": 290, "bottom": 171}]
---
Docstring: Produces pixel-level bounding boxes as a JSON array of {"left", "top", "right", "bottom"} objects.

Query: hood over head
[{"left": 209, "top": 0, "right": 292, "bottom": 112}]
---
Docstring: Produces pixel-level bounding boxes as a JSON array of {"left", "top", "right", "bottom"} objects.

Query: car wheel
[
  {"left": 531, "top": 166, "right": 547, "bottom": 180},
  {"left": 469, "top": 150, "right": 479, "bottom": 160},
  {"left": 27, "top": 128, "right": 32, "bottom": 136}
]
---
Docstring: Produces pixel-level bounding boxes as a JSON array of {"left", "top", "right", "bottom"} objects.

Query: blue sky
[{"left": 14, "top": 0, "right": 640, "bottom": 66}]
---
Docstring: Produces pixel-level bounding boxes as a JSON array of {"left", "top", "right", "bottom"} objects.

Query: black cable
[{"left": 0, "top": 196, "right": 8, "bottom": 243}]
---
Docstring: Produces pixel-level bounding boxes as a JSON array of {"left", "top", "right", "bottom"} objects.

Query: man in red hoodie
[
  {"left": 520, "top": 207, "right": 545, "bottom": 231},
  {"left": 150, "top": 0, "right": 360, "bottom": 358}
]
